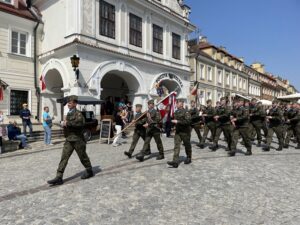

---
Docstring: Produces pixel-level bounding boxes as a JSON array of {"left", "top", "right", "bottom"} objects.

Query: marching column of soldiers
[{"left": 124, "top": 97, "right": 300, "bottom": 168}]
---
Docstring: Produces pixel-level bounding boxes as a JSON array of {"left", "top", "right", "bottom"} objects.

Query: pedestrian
[
  {"left": 47, "top": 95, "right": 94, "bottom": 186},
  {"left": 189, "top": 100, "right": 202, "bottom": 146},
  {"left": 112, "top": 105, "right": 126, "bottom": 147},
  {"left": 124, "top": 104, "right": 151, "bottom": 158},
  {"left": 199, "top": 99, "right": 216, "bottom": 149},
  {"left": 263, "top": 100, "right": 284, "bottom": 151},
  {"left": 229, "top": 99, "right": 252, "bottom": 156},
  {"left": 43, "top": 106, "right": 54, "bottom": 146},
  {"left": 7, "top": 121, "right": 31, "bottom": 149},
  {"left": 136, "top": 99, "right": 164, "bottom": 162},
  {"left": 19, "top": 103, "right": 33, "bottom": 136},
  {"left": 249, "top": 99, "right": 266, "bottom": 147},
  {"left": 167, "top": 100, "right": 192, "bottom": 168},
  {"left": 211, "top": 97, "right": 232, "bottom": 151}
]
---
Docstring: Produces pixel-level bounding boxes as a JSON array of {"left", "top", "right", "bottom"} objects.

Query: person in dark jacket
[
  {"left": 19, "top": 103, "right": 33, "bottom": 136},
  {"left": 7, "top": 121, "right": 30, "bottom": 149}
]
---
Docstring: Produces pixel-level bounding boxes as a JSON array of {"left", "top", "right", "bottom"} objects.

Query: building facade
[
  {"left": 32, "top": 0, "right": 195, "bottom": 121},
  {"left": 243, "top": 65, "right": 261, "bottom": 99},
  {"left": 0, "top": 0, "right": 39, "bottom": 122},
  {"left": 189, "top": 37, "right": 249, "bottom": 106}
]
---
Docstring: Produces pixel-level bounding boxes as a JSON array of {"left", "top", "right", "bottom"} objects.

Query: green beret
[
  {"left": 135, "top": 104, "right": 142, "bottom": 108},
  {"left": 67, "top": 95, "right": 78, "bottom": 103},
  {"left": 148, "top": 99, "right": 154, "bottom": 104}
]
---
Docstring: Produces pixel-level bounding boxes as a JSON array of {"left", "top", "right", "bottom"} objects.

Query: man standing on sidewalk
[
  {"left": 20, "top": 103, "right": 33, "bottom": 137},
  {"left": 43, "top": 106, "right": 53, "bottom": 146},
  {"left": 47, "top": 95, "right": 94, "bottom": 186}
]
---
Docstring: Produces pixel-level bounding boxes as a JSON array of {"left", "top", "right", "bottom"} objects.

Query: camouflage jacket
[
  {"left": 286, "top": 109, "right": 300, "bottom": 126},
  {"left": 202, "top": 106, "right": 215, "bottom": 123},
  {"left": 216, "top": 106, "right": 231, "bottom": 125},
  {"left": 283, "top": 108, "right": 297, "bottom": 121},
  {"left": 268, "top": 107, "right": 283, "bottom": 126},
  {"left": 189, "top": 107, "right": 201, "bottom": 125},
  {"left": 231, "top": 106, "right": 249, "bottom": 128},
  {"left": 146, "top": 108, "right": 161, "bottom": 130},
  {"left": 174, "top": 108, "right": 191, "bottom": 133},
  {"left": 64, "top": 109, "right": 85, "bottom": 141},
  {"left": 250, "top": 105, "right": 266, "bottom": 122},
  {"left": 134, "top": 112, "right": 147, "bottom": 130}
]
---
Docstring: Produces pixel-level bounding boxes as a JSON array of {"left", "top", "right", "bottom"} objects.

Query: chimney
[
  {"left": 239, "top": 57, "right": 244, "bottom": 62},
  {"left": 219, "top": 46, "right": 226, "bottom": 51},
  {"left": 251, "top": 62, "right": 265, "bottom": 73}
]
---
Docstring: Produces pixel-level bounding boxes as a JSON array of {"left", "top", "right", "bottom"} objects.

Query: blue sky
[{"left": 185, "top": 0, "right": 300, "bottom": 91}]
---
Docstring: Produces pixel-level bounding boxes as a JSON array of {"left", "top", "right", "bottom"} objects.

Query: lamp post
[{"left": 70, "top": 55, "right": 80, "bottom": 80}]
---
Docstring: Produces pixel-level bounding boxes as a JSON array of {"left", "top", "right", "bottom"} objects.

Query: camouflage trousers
[
  {"left": 173, "top": 132, "right": 192, "bottom": 162},
  {"left": 141, "top": 128, "right": 164, "bottom": 156},
  {"left": 57, "top": 140, "right": 92, "bottom": 178},
  {"left": 201, "top": 122, "right": 216, "bottom": 144},
  {"left": 191, "top": 125, "right": 202, "bottom": 143},
  {"left": 231, "top": 127, "right": 252, "bottom": 152},
  {"left": 266, "top": 126, "right": 284, "bottom": 148},
  {"left": 128, "top": 129, "right": 150, "bottom": 154},
  {"left": 250, "top": 121, "right": 264, "bottom": 142},
  {"left": 213, "top": 124, "right": 233, "bottom": 150}
]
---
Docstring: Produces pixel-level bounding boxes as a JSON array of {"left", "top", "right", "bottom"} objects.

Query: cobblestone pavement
[{"left": 0, "top": 132, "right": 300, "bottom": 225}]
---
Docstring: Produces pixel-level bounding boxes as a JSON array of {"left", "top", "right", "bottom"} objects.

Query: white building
[
  {"left": 32, "top": 0, "right": 196, "bottom": 121},
  {"left": 0, "top": 0, "right": 39, "bottom": 122}
]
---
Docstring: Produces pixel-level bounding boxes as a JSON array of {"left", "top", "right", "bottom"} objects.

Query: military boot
[
  {"left": 136, "top": 154, "right": 144, "bottom": 162},
  {"left": 144, "top": 150, "right": 152, "bottom": 156},
  {"left": 245, "top": 149, "right": 252, "bottom": 156},
  {"left": 156, "top": 154, "right": 164, "bottom": 160},
  {"left": 228, "top": 151, "right": 236, "bottom": 157},
  {"left": 124, "top": 151, "right": 132, "bottom": 158},
  {"left": 81, "top": 168, "right": 94, "bottom": 179},
  {"left": 263, "top": 146, "right": 270, "bottom": 151},
  {"left": 257, "top": 141, "right": 261, "bottom": 147},
  {"left": 184, "top": 158, "right": 192, "bottom": 164},
  {"left": 283, "top": 144, "right": 289, "bottom": 149},
  {"left": 295, "top": 145, "right": 300, "bottom": 149},
  {"left": 198, "top": 143, "right": 205, "bottom": 149},
  {"left": 209, "top": 144, "right": 218, "bottom": 151},
  {"left": 167, "top": 161, "right": 179, "bottom": 168},
  {"left": 47, "top": 177, "right": 63, "bottom": 186},
  {"left": 276, "top": 146, "right": 283, "bottom": 151}
]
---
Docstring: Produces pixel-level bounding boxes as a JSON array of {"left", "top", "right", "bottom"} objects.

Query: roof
[
  {"left": 0, "top": 0, "right": 37, "bottom": 21},
  {"left": 189, "top": 41, "right": 243, "bottom": 62}
]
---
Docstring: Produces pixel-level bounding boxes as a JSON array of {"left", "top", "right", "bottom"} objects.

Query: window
[
  {"left": 199, "top": 64, "right": 205, "bottom": 79},
  {"left": 233, "top": 75, "right": 237, "bottom": 87},
  {"left": 239, "top": 78, "right": 242, "bottom": 88},
  {"left": 1, "top": 0, "right": 12, "bottom": 4},
  {"left": 217, "top": 70, "right": 222, "bottom": 84},
  {"left": 226, "top": 73, "right": 230, "bottom": 85},
  {"left": 11, "top": 31, "right": 27, "bottom": 56},
  {"left": 153, "top": 24, "right": 163, "bottom": 54},
  {"left": 243, "top": 79, "right": 246, "bottom": 90},
  {"left": 199, "top": 91, "right": 205, "bottom": 105},
  {"left": 130, "top": 13, "right": 142, "bottom": 47},
  {"left": 10, "top": 90, "right": 28, "bottom": 115},
  {"left": 217, "top": 92, "right": 222, "bottom": 101},
  {"left": 100, "top": 0, "right": 115, "bottom": 39},
  {"left": 207, "top": 66, "right": 212, "bottom": 81},
  {"left": 172, "top": 33, "right": 181, "bottom": 59},
  {"left": 207, "top": 91, "right": 212, "bottom": 101}
]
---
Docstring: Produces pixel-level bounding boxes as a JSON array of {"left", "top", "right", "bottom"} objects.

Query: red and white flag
[
  {"left": 190, "top": 81, "right": 199, "bottom": 96},
  {"left": 157, "top": 92, "right": 177, "bottom": 119},
  {"left": 0, "top": 87, "right": 3, "bottom": 101},
  {"left": 40, "top": 74, "right": 46, "bottom": 91}
]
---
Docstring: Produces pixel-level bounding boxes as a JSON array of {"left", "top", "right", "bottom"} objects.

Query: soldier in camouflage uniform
[
  {"left": 211, "top": 97, "right": 232, "bottom": 151},
  {"left": 263, "top": 100, "right": 284, "bottom": 151},
  {"left": 189, "top": 100, "right": 202, "bottom": 146},
  {"left": 47, "top": 95, "right": 94, "bottom": 186},
  {"left": 249, "top": 99, "right": 266, "bottom": 147},
  {"left": 283, "top": 103, "right": 299, "bottom": 148},
  {"left": 136, "top": 100, "right": 164, "bottom": 162},
  {"left": 124, "top": 104, "right": 151, "bottom": 158},
  {"left": 286, "top": 103, "right": 300, "bottom": 149},
  {"left": 167, "top": 100, "right": 192, "bottom": 168},
  {"left": 198, "top": 99, "right": 216, "bottom": 149},
  {"left": 229, "top": 99, "right": 252, "bottom": 156}
]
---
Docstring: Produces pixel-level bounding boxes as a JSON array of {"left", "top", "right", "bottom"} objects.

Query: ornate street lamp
[{"left": 70, "top": 55, "right": 80, "bottom": 80}]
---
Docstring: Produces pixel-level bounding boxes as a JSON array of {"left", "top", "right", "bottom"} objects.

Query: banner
[
  {"left": 157, "top": 92, "right": 177, "bottom": 118},
  {"left": 40, "top": 74, "right": 46, "bottom": 91},
  {"left": 190, "top": 81, "right": 199, "bottom": 96},
  {"left": 0, "top": 87, "right": 3, "bottom": 101}
]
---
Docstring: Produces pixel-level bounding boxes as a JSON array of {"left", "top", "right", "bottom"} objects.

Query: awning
[
  {"left": 57, "top": 96, "right": 104, "bottom": 105},
  {"left": 0, "top": 79, "right": 9, "bottom": 89},
  {"left": 277, "top": 93, "right": 300, "bottom": 100},
  {"left": 258, "top": 99, "right": 272, "bottom": 106},
  {"left": 231, "top": 93, "right": 252, "bottom": 101}
]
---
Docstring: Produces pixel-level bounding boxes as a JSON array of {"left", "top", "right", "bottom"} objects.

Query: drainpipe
[{"left": 26, "top": 0, "right": 43, "bottom": 121}]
